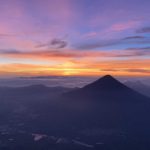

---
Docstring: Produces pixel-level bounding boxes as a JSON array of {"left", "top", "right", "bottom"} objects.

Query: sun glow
[{"left": 0, "top": 58, "right": 149, "bottom": 77}]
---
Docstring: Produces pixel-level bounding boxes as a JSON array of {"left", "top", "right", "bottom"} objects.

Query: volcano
[
  {"left": 60, "top": 75, "right": 150, "bottom": 137},
  {"left": 2, "top": 75, "right": 149, "bottom": 149},
  {"left": 83, "top": 75, "right": 128, "bottom": 91},
  {"left": 64, "top": 75, "right": 149, "bottom": 102}
]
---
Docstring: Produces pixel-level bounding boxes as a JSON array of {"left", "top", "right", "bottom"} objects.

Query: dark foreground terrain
[{"left": 0, "top": 75, "right": 150, "bottom": 150}]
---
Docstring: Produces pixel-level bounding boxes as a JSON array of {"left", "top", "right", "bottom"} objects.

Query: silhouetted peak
[
  {"left": 99, "top": 74, "right": 116, "bottom": 81},
  {"left": 83, "top": 75, "right": 127, "bottom": 91},
  {"left": 64, "top": 74, "right": 149, "bottom": 102},
  {"left": 102, "top": 74, "right": 113, "bottom": 78}
]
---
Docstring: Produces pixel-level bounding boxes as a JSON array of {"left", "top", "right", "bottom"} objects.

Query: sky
[{"left": 0, "top": 0, "right": 150, "bottom": 77}]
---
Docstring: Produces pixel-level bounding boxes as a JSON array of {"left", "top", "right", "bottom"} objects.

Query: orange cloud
[
  {"left": 0, "top": 58, "right": 149, "bottom": 77},
  {"left": 0, "top": 48, "right": 149, "bottom": 77}
]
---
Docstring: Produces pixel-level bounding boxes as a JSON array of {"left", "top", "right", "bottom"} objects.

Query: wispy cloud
[
  {"left": 101, "top": 68, "right": 150, "bottom": 75},
  {"left": 0, "top": 33, "right": 13, "bottom": 37},
  {"left": 126, "top": 47, "right": 150, "bottom": 56},
  {"left": 110, "top": 21, "right": 139, "bottom": 32},
  {"left": 76, "top": 40, "right": 119, "bottom": 50},
  {"left": 0, "top": 49, "right": 21, "bottom": 54},
  {"left": 36, "top": 38, "right": 68, "bottom": 49},
  {"left": 136, "top": 27, "right": 150, "bottom": 33},
  {"left": 123, "top": 36, "right": 145, "bottom": 40},
  {"left": 76, "top": 36, "right": 150, "bottom": 50},
  {"left": 51, "top": 39, "right": 68, "bottom": 48},
  {"left": 125, "top": 69, "right": 150, "bottom": 73},
  {"left": 0, "top": 47, "right": 149, "bottom": 62}
]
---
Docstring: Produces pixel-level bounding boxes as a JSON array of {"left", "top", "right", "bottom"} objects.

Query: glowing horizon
[{"left": 0, "top": 0, "right": 150, "bottom": 77}]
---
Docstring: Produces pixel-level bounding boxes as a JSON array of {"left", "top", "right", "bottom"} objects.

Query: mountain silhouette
[
  {"left": 64, "top": 75, "right": 148, "bottom": 102},
  {"left": 60, "top": 75, "right": 150, "bottom": 138},
  {"left": 1, "top": 75, "right": 150, "bottom": 149},
  {"left": 83, "top": 75, "right": 129, "bottom": 91}
]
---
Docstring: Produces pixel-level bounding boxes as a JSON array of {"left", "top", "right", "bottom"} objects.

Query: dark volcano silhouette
[
  {"left": 1, "top": 75, "right": 150, "bottom": 149},
  {"left": 64, "top": 75, "right": 149, "bottom": 102},
  {"left": 60, "top": 75, "right": 150, "bottom": 138},
  {"left": 83, "top": 75, "right": 129, "bottom": 91}
]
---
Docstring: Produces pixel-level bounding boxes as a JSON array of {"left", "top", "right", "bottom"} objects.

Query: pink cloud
[
  {"left": 82, "top": 32, "right": 97, "bottom": 39},
  {"left": 110, "top": 21, "right": 140, "bottom": 32}
]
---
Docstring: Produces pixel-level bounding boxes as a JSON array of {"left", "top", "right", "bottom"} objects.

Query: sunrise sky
[{"left": 0, "top": 0, "right": 150, "bottom": 77}]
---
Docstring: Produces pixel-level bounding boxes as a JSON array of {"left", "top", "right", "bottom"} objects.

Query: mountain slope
[
  {"left": 64, "top": 75, "right": 149, "bottom": 102},
  {"left": 125, "top": 80, "right": 150, "bottom": 97},
  {"left": 0, "top": 75, "right": 150, "bottom": 149},
  {"left": 60, "top": 75, "right": 150, "bottom": 136},
  {"left": 83, "top": 75, "right": 128, "bottom": 90}
]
